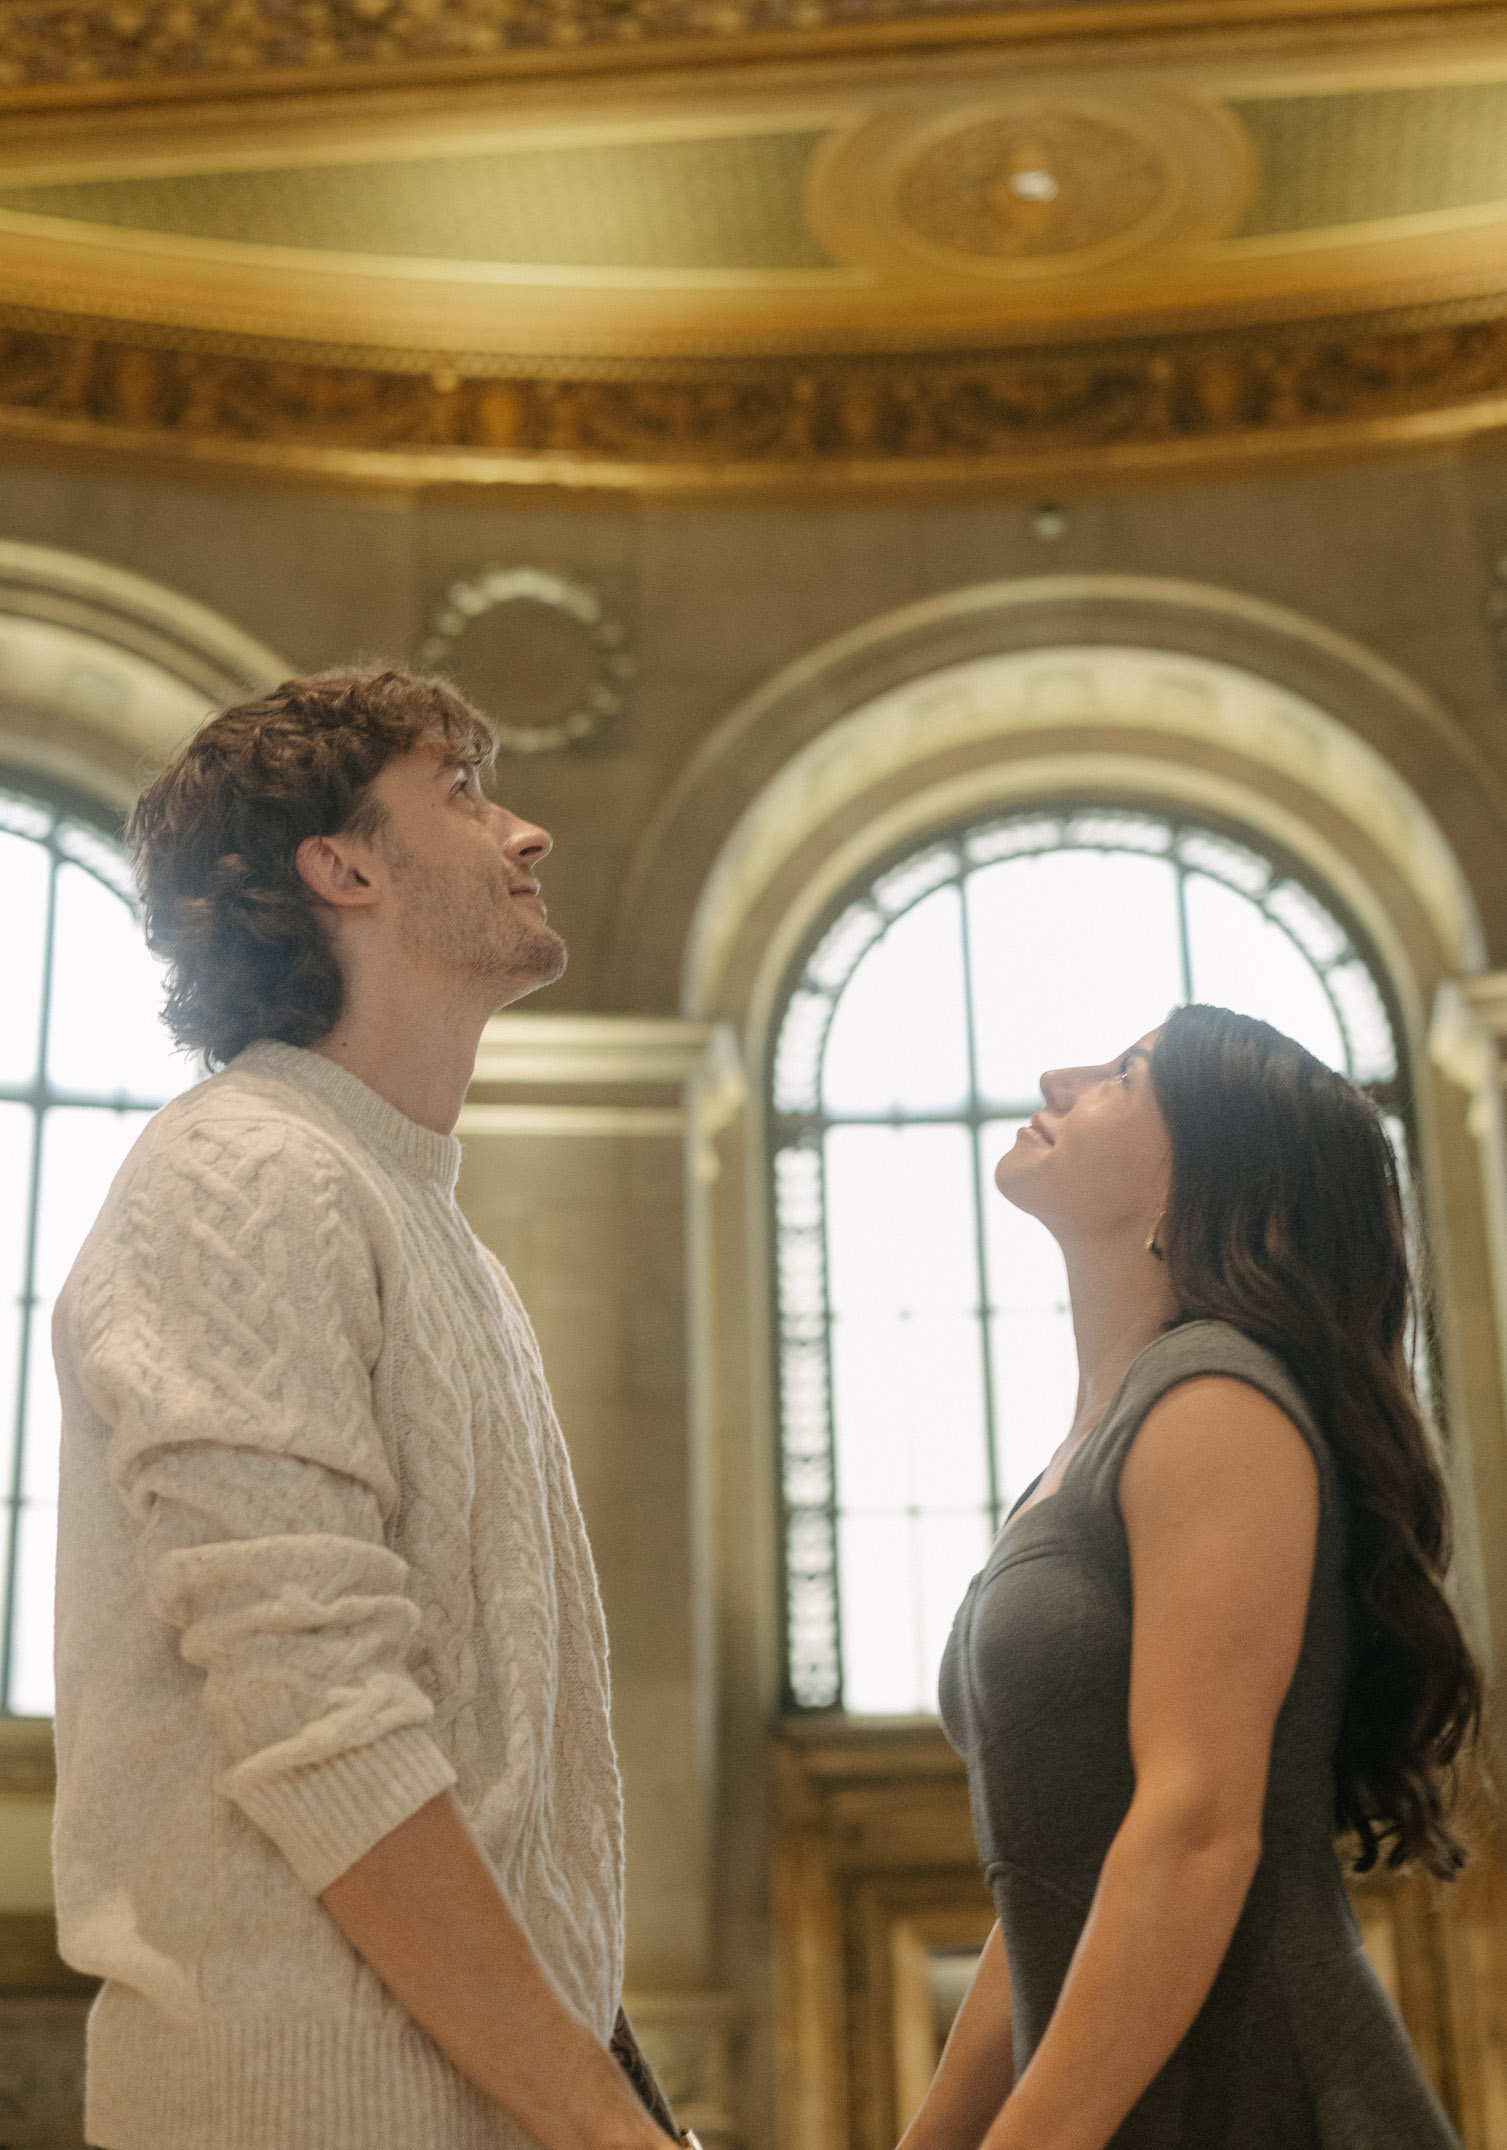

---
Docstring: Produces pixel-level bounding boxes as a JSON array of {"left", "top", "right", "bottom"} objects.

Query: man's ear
[{"left": 295, "top": 832, "right": 381, "bottom": 911}]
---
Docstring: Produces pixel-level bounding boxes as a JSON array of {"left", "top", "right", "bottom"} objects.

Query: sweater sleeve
[{"left": 66, "top": 1111, "right": 457, "bottom": 1895}]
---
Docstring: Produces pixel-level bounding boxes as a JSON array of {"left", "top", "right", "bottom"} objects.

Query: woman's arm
[
  {"left": 980, "top": 1376, "right": 1319, "bottom": 2150},
  {"left": 898, "top": 1922, "right": 1014, "bottom": 2150}
]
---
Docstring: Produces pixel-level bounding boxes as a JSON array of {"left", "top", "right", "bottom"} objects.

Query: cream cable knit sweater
[{"left": 51, "top": 1041, "right": 625, "bottom": 2150}]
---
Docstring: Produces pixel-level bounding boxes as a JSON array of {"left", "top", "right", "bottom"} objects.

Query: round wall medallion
[
  {"left": 414, "top": 566, "right": 634, "bottom": 756},
  {"left": 895, "top": 108, "right": 1168, "bottom": 264}
]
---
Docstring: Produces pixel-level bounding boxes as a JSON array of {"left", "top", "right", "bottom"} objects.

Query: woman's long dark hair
[{"left": 1150, "top": 1003, "right": 1481, "bottom": 1877}]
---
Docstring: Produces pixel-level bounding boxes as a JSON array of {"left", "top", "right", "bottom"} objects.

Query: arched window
[
  {"left": 771, "top": 805, "right": 1407, "bottom": 1716},
  {"left": 0, "top": 777, "right": 194, "bottom": 1716}
]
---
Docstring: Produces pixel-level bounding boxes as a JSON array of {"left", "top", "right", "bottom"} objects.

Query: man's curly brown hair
[{"left": 130, "top": 666, "right": 495, "bottom": 1069}]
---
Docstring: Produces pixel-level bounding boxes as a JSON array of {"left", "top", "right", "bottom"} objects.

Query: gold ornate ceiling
[{"left": 2, "top": 0, "right": 1506, "bottom": 490}]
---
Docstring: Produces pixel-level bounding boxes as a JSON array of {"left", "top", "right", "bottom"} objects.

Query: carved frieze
[
  {"left": 0, "top": 0, "right": 1079, "bottom": 96},
  {"left": 1, "top": 306, "right": 1505, "bottom": 489}
]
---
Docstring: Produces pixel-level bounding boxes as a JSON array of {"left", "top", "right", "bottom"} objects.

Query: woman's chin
[{"left": 994, "top": 1155, "right": 1045, "bottom": 1208}]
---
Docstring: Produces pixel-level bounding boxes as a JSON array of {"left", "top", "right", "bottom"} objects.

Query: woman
[{"left": 908, "top": 1003, "right": 1481, "bottom": 2150}]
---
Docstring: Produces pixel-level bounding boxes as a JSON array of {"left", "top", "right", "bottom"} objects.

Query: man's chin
[{"left": 493, "top": 923, "right": 567, "bottom": 1006}]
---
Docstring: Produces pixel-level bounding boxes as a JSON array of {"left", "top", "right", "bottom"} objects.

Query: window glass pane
[
  {"left": 1263, "top": 879, "right": 1349, "bottom": 966},
  {"left": 1184, "top": 872, "right": 1347, "bottom": 1070},
  {"left": 0, "top": 779, "right": 195, "bottom": 1720},
  {"left": 8, "top": 1501, "right": 55, "bottom": 1717},
  {"left": 0, "top": 1106, "right": 33, "bottom": 1505},
  {"left": 824, "top": 1124, "right": 978, "bottom": 1318},
  {"left": 822, "top": 885, "right": 969, "bottom": 1116},
  {"left": 0, "top": 832, "right": 50, "bottom": 1088},
  {"left": 989, "top": 1307, "right": 1078, "bottom": 1511},
  {"left": 808, "top": 903, "right": 883, "bottom": 991},
  {"left": 23, "top": 1108, "right": 156, "bottom": 1516},
  {"left": 773, "top": 990, "right": 830, "bottom": 1115},
  {"left": 1329, "top": 960, "right": 1398, "bottom": 1085},
  {"left": 967, "top": 851, "right": 1183, "bottom": 1107},
  {"left": 32, "top": 1107, "right": 153, "bottom": 1303},
  {"left": 786, "top": 1508, "right": 841, "bottom": 1710},
  {"left": 831, "top": 1312, "right": 988, "bottom": 1515},
  {"left": 980, "top": 1121, "right": 1070, "bottom": 1310},
  {"left": 826, "top": 1126, "right": 988, "bottom": 1513},
  {"left": 838, "top": 1510, "right": 920, "bottom": 1714},
  {"left": 47, "top": 862, "right": 191, "bottom": 1104}
]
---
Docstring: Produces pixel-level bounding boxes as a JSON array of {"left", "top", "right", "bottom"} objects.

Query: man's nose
[{"left": 494, "top": 808, "right": 552, "bottom": 864}]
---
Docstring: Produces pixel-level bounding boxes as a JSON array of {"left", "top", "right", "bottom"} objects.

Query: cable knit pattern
[{"left": 51, "top": 1041, "right": 625, "bottom": 2150}]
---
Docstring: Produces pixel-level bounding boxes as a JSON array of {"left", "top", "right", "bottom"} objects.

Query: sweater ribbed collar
[{"left": 233, "top": 1040, "right": 462, "bottom": 1197}]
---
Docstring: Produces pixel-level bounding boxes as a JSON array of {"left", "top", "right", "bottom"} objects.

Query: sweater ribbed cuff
[{"left": 231, "top": 1725, "right": 459, "bottom": 1895}]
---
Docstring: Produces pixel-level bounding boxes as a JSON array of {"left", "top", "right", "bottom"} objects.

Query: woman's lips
[{"left": 1026, "top": 1114, "right": 1055, "bottom": 1146}]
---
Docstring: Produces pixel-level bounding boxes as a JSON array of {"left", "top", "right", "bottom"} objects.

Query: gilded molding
[
  {"left": 2, "top": 305, "right": 1506, "bottom": 491},
  {"left": 1, "top": 0, "right": 1500, "bottom": 103},
  {"left": 0, "top": 0, "right": 976, "bottom": 95}
]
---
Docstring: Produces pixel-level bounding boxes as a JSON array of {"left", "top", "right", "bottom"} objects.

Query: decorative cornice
[
  {"left": 2, "top": 302, "right": 1506, "bottom": 492},
  {"left": 2, "top": 0, "right": 1499, "bottom": 107}
]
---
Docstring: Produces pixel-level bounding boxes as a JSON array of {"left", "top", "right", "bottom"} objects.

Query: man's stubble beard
[{"left": 386, "top": 833, "right": 567, "bottom": 1007}]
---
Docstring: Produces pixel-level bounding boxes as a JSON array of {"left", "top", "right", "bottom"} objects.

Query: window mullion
[
  {"left": 3, "top": 844, "right": 61, "bottom": 1714},
  {"left": 955, "top": 868, "right": 1003, "bottom": 1537},
  {"left": 1174, "top": 843, "right": 1195, "bottom": 1008}
]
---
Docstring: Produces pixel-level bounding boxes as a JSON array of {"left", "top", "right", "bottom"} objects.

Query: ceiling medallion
[
  {"left": 808, "top": 90, "right": 1250, "bottom": 288},
  {"left": 894, "top": 109, "right": 1169, "bottom": 265},
  {"left": 414, "top": 566, "right": 635, "bottom": 756}
]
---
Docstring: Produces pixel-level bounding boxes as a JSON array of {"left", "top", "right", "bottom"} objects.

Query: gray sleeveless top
[{"left": 938, "top": 1319, "right": 1459, "bottom": 2149}]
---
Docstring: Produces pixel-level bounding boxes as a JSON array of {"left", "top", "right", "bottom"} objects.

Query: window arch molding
[
  {"left": 674, "top": 596, "right": 1500, "bottom": 1747},
  {"left": 0, "top": 539, "right": 286, "bottom": 810},
  {"left": 673, "top": 583, "right": 1490, "bottom": 1033}
]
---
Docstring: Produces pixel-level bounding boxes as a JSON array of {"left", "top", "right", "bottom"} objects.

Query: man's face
[{"left": 364, "top": 742, "right": 566, "bottom": 1007}]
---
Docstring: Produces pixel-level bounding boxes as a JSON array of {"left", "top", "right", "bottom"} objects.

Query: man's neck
[
  {"left": 311, "top": 981, "right": 493, "bottom": 1136},
  {"left": 1061, "top": 1230, "right": 1179, "bottom": 1441}
]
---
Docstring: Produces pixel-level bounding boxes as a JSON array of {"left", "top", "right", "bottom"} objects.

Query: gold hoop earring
[{"left": 1146, "top": 1213, "right": 1166, "bottom": 1262}]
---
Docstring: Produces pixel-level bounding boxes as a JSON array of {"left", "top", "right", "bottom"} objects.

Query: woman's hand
[
  {"left": 979, "top": 1375, "right": 1319, "bottom": 2150},
  {"left": 898, "top": 1922, "right": 1014, "bottom": 2150}
]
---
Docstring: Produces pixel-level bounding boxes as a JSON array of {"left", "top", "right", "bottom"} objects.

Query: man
[{"left": 51, "top": 668, "right": 676, "bottom": 2150}]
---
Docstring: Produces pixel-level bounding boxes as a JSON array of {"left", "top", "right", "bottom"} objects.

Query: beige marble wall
[{"left": 5, "top": 450, "right": 1507, "bottom": 1002}]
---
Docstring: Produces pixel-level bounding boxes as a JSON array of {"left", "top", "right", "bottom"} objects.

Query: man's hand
[{"left": 321, "top": 1790, "right": 668, "bottom": 2150}]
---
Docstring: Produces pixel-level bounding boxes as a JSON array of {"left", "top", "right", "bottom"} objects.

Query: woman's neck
[{"left": 1061, "top": 1229, "right": 1180, "bottom": 1441}]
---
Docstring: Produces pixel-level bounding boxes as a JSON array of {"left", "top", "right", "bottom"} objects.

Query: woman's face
[{"left": 995, "top": 1027, "right": 1171, "bottom": 1244}]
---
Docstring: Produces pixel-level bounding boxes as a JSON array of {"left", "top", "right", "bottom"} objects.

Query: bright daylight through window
[
  {"left": 0, "top": 780, "right": 195, "bottom": 1717},
  {"left": 772, "top": 807, "right": 1408, "bottom": 1718}
]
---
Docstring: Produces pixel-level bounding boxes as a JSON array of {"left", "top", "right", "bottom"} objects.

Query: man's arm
[{"left": 322, "top": 1791, "right": 667, "bottom": 2150}]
